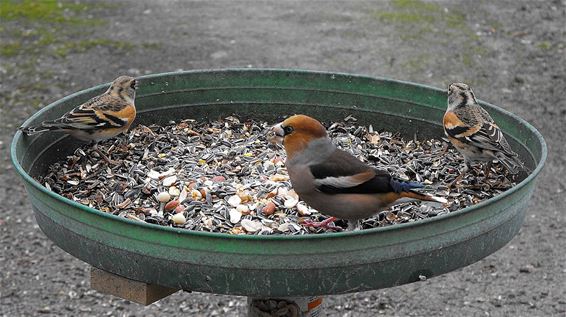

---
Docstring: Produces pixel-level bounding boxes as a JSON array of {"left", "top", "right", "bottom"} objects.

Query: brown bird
[
  {"left": 443, "top": 83, "right": 524, "bottom": 184},
  {"left": 20, "top": 76, "right": 138, "bottom": 164},
  {"left": 271, "top": 114, "right": 447, "bottom": 230}
]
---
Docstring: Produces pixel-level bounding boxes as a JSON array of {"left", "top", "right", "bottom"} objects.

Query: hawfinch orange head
[{"left": 271, "top": 114, "right": 328, "bottom": 159}]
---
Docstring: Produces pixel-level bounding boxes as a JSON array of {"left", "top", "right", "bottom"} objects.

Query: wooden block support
[{"left": 90, "top": 267, "right": 179, "bottom": 305}]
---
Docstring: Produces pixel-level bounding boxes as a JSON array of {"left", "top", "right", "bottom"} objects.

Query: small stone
[
  {"left": 287, "top": 189, "right": 299, "bottom": 200},
  {"left": 142, "top": 183, "right": 153, "bottom": 195},
  {"left": 262, "top": 201, "right": 276, "bottom": 216},
  {"left": 296, "top": 203, "right": 311, "bottom": 216},
  {"left": 203, "top": 217, "right": 213, "bottom": 228},
  {"left": 236, "top": 204, "right": 250, "bottom": 215},
  {"left": 168, "top": 186, "right": 181, "bottom": 197},
  {"left": 386, "top": 212, "right": 397, "bottom": 222},
  {"left": 238, "top": 190, "right": 252, "bottom": 203},
  {"left": 229, "top": 208, "right": 242, "bottom": 223},
  {"left": 259, "top": 225, "right": 273, "bottom": 234},
  {"left": 227, "top": 195, "right": 242, "bottom": 207},
  {"left": 277, "top": 223, "right": 290, "bottom": 232},
  {"left": 274, "top": 212, "right": 287, "bottom": 219},
  {"left": 519, "top": 264, "right": 535, "bottom": 273},
  {"left": 174, "top": 205, "right": 185, "bottom": 213},
  {"left": 159, "top": 168, "right": 175, "bottom": 178},
  {"left": 164, "top": 200, "right": 179, "bottom": 212},
  {"left": 162, "top": 175, "right": 177, "bottom": 187},
  {"left": 157, "top": 192, "right": 171, "bottom": 203},
  {"left": 143, "top": 207, "right": 158, "bottom": 216},
  {"left": 284, "top": 197, "right": 298, "bottom": 209},
  {"left": 147, "top": 170, "right": 160, "bottom": 180},
  {"left": 230, "top": 226, "right": 245, "bottom": 235},
  {"left": 210, "top": 50, "right": 228, "bottom": 59},
  {"left": 212, "top": 175, "right": 226, "bottom": 182},
  {"left": 116, "top": 198, "right": 132, "bottom": 209},
  {"left": 191, "top": 189, "right": 202, "bottom": 200},
  {"left": 199, "top": 188, "right": 207, "bottom": 198},
  {"left": 367, "top": 133, "right": 380, "bottom": 144},
  {"left": 125, "top": 213, "right": 142, "bottom": 222},
  {"left": 241, "top": 219, "right": 262, "bottom": 233},
  {"left": 276, "top": 187, "right": 288, "bottom": 197},
  {"left": 263, "top": 161, "right": 275, "bottom": 171},
  {"left": 270, "top": 174, "right": 289, "bottom": 182},
  {"left": 171, "top": 213, "right": 186, "bottom": 225},
  {"left": 272, "top": 156, "right": 284, "bottom": 164},
  {"left": 187, "top": 181, "right": 197, "bottom": 190},
  {"left": 178, "top": 187, "right": 188, "bottom": 203}
]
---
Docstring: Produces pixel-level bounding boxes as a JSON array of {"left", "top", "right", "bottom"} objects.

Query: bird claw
[{"left": 302, "top": 217, "right": 342, "bottom": 231}]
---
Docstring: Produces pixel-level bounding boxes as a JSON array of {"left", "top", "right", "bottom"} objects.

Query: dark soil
[{"left": 1, "top": 1, "right": 564, "bottom": 316}]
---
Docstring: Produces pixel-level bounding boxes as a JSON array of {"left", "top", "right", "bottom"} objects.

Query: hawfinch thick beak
[
  {"left": 272, "top": 123, "right": 285, "bottom": 137},
  {"left": 268, "top": 123, "right": 285, "bottom": 145}
]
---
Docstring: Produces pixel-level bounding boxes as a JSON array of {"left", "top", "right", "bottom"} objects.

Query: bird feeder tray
[{"left": 11, "top": 69, "right": 546, "bottom": 298}]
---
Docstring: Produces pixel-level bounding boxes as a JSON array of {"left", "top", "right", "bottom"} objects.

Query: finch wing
[
  {"left": 50, "top": 96, "right": 129, "bottom": 130},
  {"left": 310, "top": 150, "right": 394, "bottom": 194},
  {"left": 465, "top": 121, "right": 515, "bottom": 153}
]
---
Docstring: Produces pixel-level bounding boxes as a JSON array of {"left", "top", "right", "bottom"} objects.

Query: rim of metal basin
[{"left": 10, "top": 68, "right": 548, "bottom": 240}]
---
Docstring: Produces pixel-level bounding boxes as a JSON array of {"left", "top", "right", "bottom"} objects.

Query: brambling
[
  {"left": 443, "top": 83, "right": 524, "bottom": 183},
  {"left": 20, "top": 76, "right": 138, "bottom": 164},
  {"left": 271, "top": 114, "right": 447, "bottom": 230}
]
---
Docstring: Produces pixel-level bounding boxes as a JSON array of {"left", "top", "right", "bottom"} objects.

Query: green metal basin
[{"left": 11, "top": 69, "right": 546, "bottom": 297}]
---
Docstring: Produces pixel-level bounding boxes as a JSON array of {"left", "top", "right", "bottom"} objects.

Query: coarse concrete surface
[{"left": 0, "top": 1, "right": 564, "bottom": 316}]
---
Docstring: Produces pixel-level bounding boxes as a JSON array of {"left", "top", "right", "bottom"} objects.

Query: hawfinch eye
[{"left": 283, "top": 126, "right": 294, "bottom": 135}]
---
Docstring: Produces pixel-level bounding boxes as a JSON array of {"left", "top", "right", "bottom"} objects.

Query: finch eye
[{"left": 283, "top": 126, "right": 294, "bottom": 135}]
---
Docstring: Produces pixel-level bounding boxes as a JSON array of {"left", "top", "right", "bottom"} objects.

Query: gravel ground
[{"left": 1, "top": 1, "right": 565, "bottom": 316}]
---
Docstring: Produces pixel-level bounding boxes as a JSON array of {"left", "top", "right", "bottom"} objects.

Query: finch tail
[
  {"left": 19, "top": 121, "right": 67, "bottom": 135},
  {"left": 495, "top": 151, "right": 525, "bottom": 174}
]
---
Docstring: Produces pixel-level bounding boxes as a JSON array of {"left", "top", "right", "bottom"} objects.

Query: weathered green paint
[{"left": 11, "top": 69, "right": 546, "bottom": 297}]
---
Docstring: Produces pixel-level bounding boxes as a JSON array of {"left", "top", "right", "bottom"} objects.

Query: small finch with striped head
[
  {"left": 443, "top": 83, "right": 524, "bottom": 183},
  {"left": 19, "top": 76, "right": 138, "bottom": 164}
]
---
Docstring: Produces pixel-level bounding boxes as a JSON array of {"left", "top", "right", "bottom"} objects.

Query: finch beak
[{"left": 268, "top": 123, "right": 285, "bottom": 145}]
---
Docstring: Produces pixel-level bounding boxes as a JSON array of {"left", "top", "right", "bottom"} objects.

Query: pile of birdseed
[{"left": 40, "top": 115, "right": 518, "bottom": 235}]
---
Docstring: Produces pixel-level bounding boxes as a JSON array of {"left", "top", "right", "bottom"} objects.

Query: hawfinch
[{"left": 271, "top": 114, "right": 447, "bottom": 230}]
